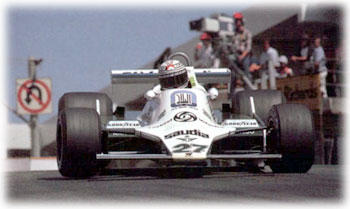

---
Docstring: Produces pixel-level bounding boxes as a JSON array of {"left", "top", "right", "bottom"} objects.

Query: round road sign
[{"left": 17, "top": 79, "right": 52, "bottom": 114}]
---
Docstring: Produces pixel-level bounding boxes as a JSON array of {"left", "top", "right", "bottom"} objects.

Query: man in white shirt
[
  {"left": 249, "top": 39, "right": 280, "bottom": 89},
  {"left": 259, "top": 39, "right": 280, "bottom": 68},
  {"left": 311, "top": 36, "right": 328, "bottom": 98}
]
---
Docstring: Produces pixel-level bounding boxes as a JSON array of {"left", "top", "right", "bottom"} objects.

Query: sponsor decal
[
  {"left": 149, "top": 119, "right": 172, "bottom": 129},
  {"left": 171, "top": 106, "right": 198, "bottom": 111},
  {"left": 283, "top": 85, "right": 318, "bottom": 100},
  {"left": 157, "top": 110, "right": 166, "bottom": 121},
  {"left": 276, "top": 74, "right": 322, "bottom": 110},
  {"left": 241, "top": 131, "right": 255, "bottom": 135},
  {"left": 164, "top": 129, "right": 209, "bottom": 139},
  {"left": 176, "top": 135, "right": 197, "bottom": 142},
  {"left": 172, "top": 144, "right": 207, "bottom": 153},
  {"left": 174, "top": 111, "right": 197, "bottom": 122},
  {"left": 171, "top": 90, "right": 197, "bottom": 107},
  {"left": 198, "top": 118, "right": 223, "bottom": 128},
  {"left": 229, "top": 130, "right": 255, "bottom": 135},
  {"left": 107, "top": 121, "right": 140, "bottom": 128},
  {"left": 223, "top": 120, "right": 258, "bottom": 127}
]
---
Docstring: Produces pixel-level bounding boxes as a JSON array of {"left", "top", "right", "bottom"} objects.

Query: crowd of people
[{"left": 194, "top": 12, "right": 329, "bottom": 98}]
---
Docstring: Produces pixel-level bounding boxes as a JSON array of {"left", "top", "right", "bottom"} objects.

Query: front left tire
[{"left": 57, "top": 108, "right": 102, "bottom": 178}]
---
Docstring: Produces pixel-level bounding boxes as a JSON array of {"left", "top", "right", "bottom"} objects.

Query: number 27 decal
[{"left": 172, "top": 144, "right": 207, "bottom": 153}]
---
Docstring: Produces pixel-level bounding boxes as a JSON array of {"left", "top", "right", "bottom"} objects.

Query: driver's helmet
[{"left": 158, "top": 60, "right": 189, "bottom": 89}]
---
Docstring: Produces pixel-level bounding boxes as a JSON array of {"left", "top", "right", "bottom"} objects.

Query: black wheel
[
  {"left": 233, "top": 90, "right": 286, "bottom": 123},
  {"left": 57, "top": 108, "right": 102, "bottom": 178},
  {"left": 58, "top": 92, "right": 112, "bottom": 169},
  {"left": 267, "top": 104, "right": 314, "bottom": 173},
  {"left": 58, "top": 92, "right": 113, "bottom": 125}
]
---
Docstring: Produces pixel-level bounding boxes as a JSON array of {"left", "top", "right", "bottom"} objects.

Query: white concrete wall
[
  {"left": 6, "top": 124, "right": 31, "bottom": 150},
  {"left": 6, "top": 157, "right": 58, "bottom": 172}
]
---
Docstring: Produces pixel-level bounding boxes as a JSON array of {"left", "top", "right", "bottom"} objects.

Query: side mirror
[
  {"left": 114, "top": 106, "right": 125, "bottom": 119},
  {"left": 208, "top": 87, "right": 219, "bottom": 100},
  {"left": 144, "top": 90, "right": 156, "bottom": 101}
]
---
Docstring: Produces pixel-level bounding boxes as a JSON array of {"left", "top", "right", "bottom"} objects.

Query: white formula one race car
[{"left": 56, "top": 53, "right": 315, "bottom": 178}]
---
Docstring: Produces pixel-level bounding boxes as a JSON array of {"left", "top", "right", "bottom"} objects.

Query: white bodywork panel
[
  {"left": 103, "top": 67, "right": 272, "bottom": 161},
  {"left": 134, "top": 88, "right": 235, "bottom": 160},
  {"left": 106, "top": 88, "right": 260, "bottom": 161}
]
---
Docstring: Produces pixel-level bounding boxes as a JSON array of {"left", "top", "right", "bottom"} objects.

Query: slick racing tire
[
  {"left": 58, "top": 92, "right": 113, "bottom": 125},
  {"left": 57, "top": 108, "right": 102, "bottom": 178},
  {"left": 58, "top": 92, "right": 112, "bottom": 169},
  {"left": 267, "top": 104, "right": 314, "bottom": 173},
  {"left": 233, "top": 90, "right": 286, "bottom": 123}
]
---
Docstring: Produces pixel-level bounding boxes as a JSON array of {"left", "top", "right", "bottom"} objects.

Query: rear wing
[
  {"left": 110, "top": 67, "right": 231, "bottom": 111},
  {"left": 111, "top": 68, "right": 230, "bottom": 84}
]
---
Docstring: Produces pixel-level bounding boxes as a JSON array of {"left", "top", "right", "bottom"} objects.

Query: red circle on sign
[{"left": 17, "top": 79, "right": 51, "bottom": 114}]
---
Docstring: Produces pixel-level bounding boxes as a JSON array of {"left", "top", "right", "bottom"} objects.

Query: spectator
[
  {"left": 249, "top": 39, "right": 280, "bottom": 89},
  {"left": 249, "top": 39, "right": 280, "bottom": 72},
  {"left": 335, "top": 45, "right": 344, "bottom": 69},
  {"left": 333, "top": 45, "right": 343, "bottom": 96},
  {"left": 231, "top": 12, "right": 253, "bottom": 80},
  {"left": 291, "top": 33, "right": 313, "bottom": 74},
  {"left": 276, "top": 55, "right": 294, "bottom": 78},
  {"left": 246, "top": 52, "right": 260, "bottom": 80},
  {"left": 311, "top": 36, "right": 328, "bottom": 98},
  {"left": 194, "top": 33, "right": 215, "bottom": 68}
]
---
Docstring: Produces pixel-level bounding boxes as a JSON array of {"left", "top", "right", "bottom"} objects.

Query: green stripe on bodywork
[{"left": 189, "top": 77, "right": 196, "bottom": 87}]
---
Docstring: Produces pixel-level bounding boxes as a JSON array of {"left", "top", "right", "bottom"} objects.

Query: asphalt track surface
[{"left": 6, "top": 165, "right": 341, "bottom": 202}]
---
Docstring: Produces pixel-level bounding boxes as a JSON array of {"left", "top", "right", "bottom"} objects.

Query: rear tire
[
  {"left": 233, "top": 90, "right": 286, "bottom": 123},
  {"left": 57, "top": 108, "right": 102, "bottom": 178},
  {"left": 267, "top": 104, "right": 314, "bottom": 173}
]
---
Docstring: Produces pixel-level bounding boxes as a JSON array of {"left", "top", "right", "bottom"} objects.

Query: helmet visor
[{"left": 159, "top": 70, "right": 188, "bottom": 89}]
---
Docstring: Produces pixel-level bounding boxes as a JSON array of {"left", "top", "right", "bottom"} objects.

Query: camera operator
[
  {"left": 231, "top": 12, "right": 253, "bottom": 80},
  {"left": 225, "top": 12, "right": 253, "bottom": 97},
  {"left": 194, "top": 33, "right": 215, "bottom": 68},
  {"left": 189, "top": 13, "right": 253, "bottom": 95}
]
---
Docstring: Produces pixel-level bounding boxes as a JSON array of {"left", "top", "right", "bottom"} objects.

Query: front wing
[
  {"left": 100, "top": 118, "right": 282, "bottom": 161},
  {"left": 96, "top": 153, "right": 282, "bottom": 160}
]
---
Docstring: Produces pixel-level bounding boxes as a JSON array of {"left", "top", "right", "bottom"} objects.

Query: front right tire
[
  {"left": 267, "top": 104, "right": 315, "bottom": 173},
  {"left": 233, "top": 90, "right": 286, "bottom": 123}
]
